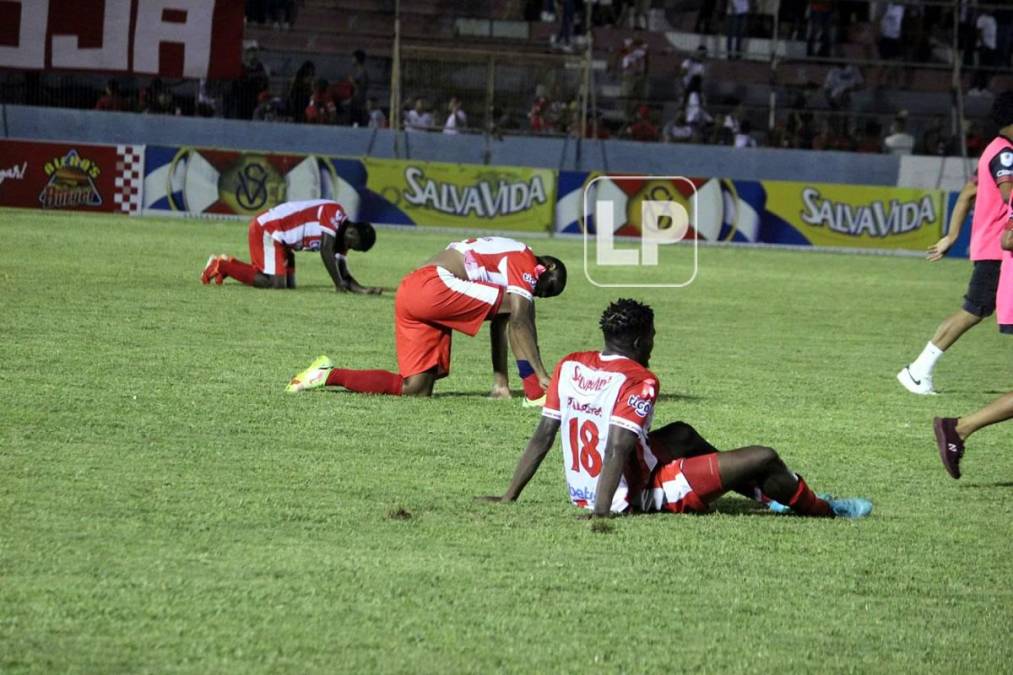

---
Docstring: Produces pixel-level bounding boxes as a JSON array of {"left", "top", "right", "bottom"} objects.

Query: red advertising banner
[
  {"left": 0, "top": 139, "right": 144, "bottom": 213},
  {"left": 0, "top": 0, "right": 243, "bottom": 79}
]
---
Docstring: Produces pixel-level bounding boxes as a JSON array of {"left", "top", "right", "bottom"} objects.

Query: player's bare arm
[
  {"left": 590, "top": 427, "right": 638, "bottom": 518},
  {"left": 928, "top": 180, "right": 976, "bottom": 261},
  {"left": 320, "top": 232, "right": 348, "bottom": 292},
  {"left": 1003, "top": 227, "right": 1013, "bottom": 250},
  {"left": 501, "top": 293, "right": 551, "bottom": 387},
  {"left": 338, "top": 256, "right": 382, "bottom": 295},
  {"left": 485, "top": 416, "right": 560, "bottom": 502},
  {"left": 489, "top": 315, "right": 511, "bottom": 398}
]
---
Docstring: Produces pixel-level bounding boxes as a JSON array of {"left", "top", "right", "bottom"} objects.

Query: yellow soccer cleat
[
  {"left": 286, "top": 355, "right": 333, "bottom": 393},
  {"left": 522, "top": 394, "right": 546, "bottom": 409}
]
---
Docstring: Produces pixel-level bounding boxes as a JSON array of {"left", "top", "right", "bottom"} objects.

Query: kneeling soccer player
[
  {"left": 200, "top": 199, "right": 380, "bottom": 293},
  {"left": 485, "top": 299, "right": 872, "bottom": 518},
  {"left": 286, "top": 236, "right": 567, "bottom": 401}
]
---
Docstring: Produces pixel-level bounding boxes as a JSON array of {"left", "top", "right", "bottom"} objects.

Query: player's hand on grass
[
  {"left": 488, "top": 383, "right": 511, "bottom": 400},
  {"left": 927, "top": 236, "right": 955, "bottom": 262},
  {"left": 365, "top": 287, "right": 384, "bottom": 295}
]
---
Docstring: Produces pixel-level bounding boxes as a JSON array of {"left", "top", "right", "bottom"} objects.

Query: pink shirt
[
  {"left": 997, "top": 222, "right": 1013, "bottom": 329},
  {"left": 971, "top": 135, "right": 1013, "bottom": 261}
]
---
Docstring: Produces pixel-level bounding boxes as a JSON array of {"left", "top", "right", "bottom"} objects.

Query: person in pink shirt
[
  {"left": 932, "top": 220, "right": 1013, "bottom": 479},
  {"left": 898, "top": 92, "right": 1013, "bottom": 395}
]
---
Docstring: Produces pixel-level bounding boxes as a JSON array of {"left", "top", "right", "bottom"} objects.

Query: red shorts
[
  {"left": 248, "top": 218, "right": 293, "bottom": 276},
  {"left": 648, "top": 453, "right": 724, "bottom": 514},
  {"left": 394, "top": 266, "right": 504, "bottom": 378}
]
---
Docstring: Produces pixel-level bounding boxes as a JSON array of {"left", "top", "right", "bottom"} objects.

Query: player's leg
[
  {"left": 715, "top": 446, "right": 871, "bottom": 518},
  {"left": 285, "top": 249, "right": 297, "bottom": 289},
  {"left": 899, "top": 262, "right": 999, "bottom": 394},
  {"left": 215, "top": 220, "right": 271, "bottom": 287},
  {"left": 934, "top": 391, "right": 1013, "bottom": 479}
]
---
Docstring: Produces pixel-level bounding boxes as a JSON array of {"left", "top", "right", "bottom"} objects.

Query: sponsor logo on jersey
[
  {"left": 568, "top": 484, "right": 597, "bottom": 503},
  {"left": 627, "top": 394, "right": 653, "bottom": 418},
  {"left": 403, "top": 167, "right": 548, "bottom": 219},
  {"left": 39, "top": 150, "right": 102, "bottom": 209},
  {"left": 800, "top": 187, "right": 936, "bottom": 237},
  {"left": 566, "top": 397, "right": 603, "bottom": 417},
  {"left": 571, "top": 369, "right": 611, "bottom": 392},
  {"left": 522, "top": 271, "right": 538, "bottom": 288},
  {"left": 0, "top": 161, "right": 27, "bottom": 187}
]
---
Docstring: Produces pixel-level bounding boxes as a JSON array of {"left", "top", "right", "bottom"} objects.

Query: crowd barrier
[{"left": 0, "top": 138, "right": 969, "bottom": 257}]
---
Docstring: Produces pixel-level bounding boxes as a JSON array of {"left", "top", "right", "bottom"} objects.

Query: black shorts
[{"left": 962, "top": 260, "right": 1001, "bottom": 318}]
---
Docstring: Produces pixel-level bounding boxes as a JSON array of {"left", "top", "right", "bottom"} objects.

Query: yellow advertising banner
[
  {"left": 762, "top": 180, "right": 946, "bottom": 250},
  {"left": 364, "top": 157, "right": 556, "bottom": 232}
]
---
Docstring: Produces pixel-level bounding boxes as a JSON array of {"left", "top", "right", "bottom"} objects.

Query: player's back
[
  {"left": 257, "top": 199, "right": 345, "bottom": 249},
  {"left": 446, "top": 236, "right": 539, "bottom": 297},
  {"left": 543, "top": 350, "right": 660, "bottom": 513}
]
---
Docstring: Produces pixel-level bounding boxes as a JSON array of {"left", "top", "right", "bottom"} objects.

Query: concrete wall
[{"left": 2, "top": 104, "right": 901, "bottom": 185}]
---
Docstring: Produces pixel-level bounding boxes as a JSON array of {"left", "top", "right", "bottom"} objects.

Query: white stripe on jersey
[
  {"left": 435, "top": 266, "right": 501, "bottom": 306},
  {"left": 256, "top": 199, "right": 334, "bottom": 226}
]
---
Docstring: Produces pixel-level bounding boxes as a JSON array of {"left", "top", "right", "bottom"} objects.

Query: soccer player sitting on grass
[
  {"left": 286, "top": 236, "right": 567, "bottom": 401},
  {"left": 898, "top": 92, "right": 1013, "bottom": 395},
  {"left": 483, "top": 299, "right": 872, "bottom": 518},
  {"left": 933, "top": 216, "right": 1013, "bottom": 479},
  {"left": 200, "top": 199, "right": 381, "bottom": 293}
]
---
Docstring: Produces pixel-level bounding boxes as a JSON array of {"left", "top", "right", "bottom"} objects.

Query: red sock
[
  {"left": 326, "top": 369, "right": 403, "bottom": 395},
  {"left": 220, "top": 258, "right": 257, "bottom": 286},
  {"left": 787, "top": 476, "right": 832, "bottom": 517}
]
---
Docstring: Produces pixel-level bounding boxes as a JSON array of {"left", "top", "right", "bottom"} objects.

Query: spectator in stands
[
  {"left": 550, "top": 0, "right": 576, "bottom": 52},
  {"left": 95, "top": 79, "right": 126, "bottom": 112},
  {"left": 367, "top": 97, "right": 387, "bottom": 128},
  {"left": 977, "top": 9, "right": 999, "bottom": 67},
  {"left": 680, "top": 46, "right": 708, "bottom": 92},
  {"left": 405, "top": 97, "right": 434, "bottom": 131},
  {"left": 734, "top": 120, "right": 758, "bottom": 148},
  {"left": 443, "top": 97, "right": 468, "bottom": 134},
  {"left": 620, "top": 37, "right": 649, "bottom": 118},
  {"left": 663, "top": 114, "right": 694, "bottom": 143},
  {"left": 883, "top": 111, "right": 915, "bottom": 156},
  {"left": 823, "top": 63, "right": 863, "bottom": 110},
  {"left": 957, "top": 0, "right": 977, "bottom": 66},
  {"left": 964, "top": 121, "right": 985, "bottom": 157},
  {"left": 540, "top": 0, "right": 555, "bottom": 23},
  {"left": 877, "top": 2, "right": 904, "bottom": 61},
  {"left": 305, "top": 79, "right": 337, "bottom": 124},
  {"left": 695, "top": 0, "right": 719, "bottom": 34},
  {"left": 854, "top": 119, "right": 882, "bottom": 153},
  {"left": 684, "top": 75, "right": 713, "bottom": 131},
  {"left": 626, "top": 105, "right": 659, "bottom": 142},
  {"left": 140, "top": 78, "right": 180, "bottom": 116},
  {"left": 287, "top": 60, "right": 316, "bottom": 123},
  {"left": 806, "top": 1, "right": 833, "bottom": 58},
  {"left": 253, "top": 91, "right": 282, "bottom": 121},
  {"left": 968, "top": 70, "right": 993, "bottom": 98},
  {"left": 618, "top": 0, "right": 650, "bottom": 30},
  {"left": 529, "top": 95, "right": 550, "bottom": 133},
  {"left": 919, "top": 118, "right": 949, "bottom": 156},
  {"left": 230, "top": 42, "right": 270, "bottom": 120},
  {"left": 726, "top": 0, "right": 749, "bottom": 60},
  {"left": 349, "top": 50, "right": 370, "bottom": 127},
  {"left": 268, "top": 0, "right": 295, "bottom": 30},
  {"left": 779, "top": 0, "right": 807, "bottom": 41},
  {"left": 722, "top": 101, "right": 744, "bottom": 135}
]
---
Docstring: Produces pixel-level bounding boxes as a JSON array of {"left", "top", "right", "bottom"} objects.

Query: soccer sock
[
  {"left": 910, "top": 341, "right": 944, "bottom": 379},
  {"left": 787, "top": 475, "right": 832, "bottom": 517},
  {"left": 326, "top": 368, "right": 403, "bottom": 396},
  {"left": 219, "top": 258, "right": 257, "bottom": 286},
  {"left": 516, "top": 359, "right": 545, "bottom": 400}
]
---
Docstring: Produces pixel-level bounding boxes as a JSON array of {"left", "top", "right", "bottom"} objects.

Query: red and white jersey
[
  {"left": 542, "top": 351, "right": 660, "bottom": 513},
  {"left": 255, "top": 199, "right": 348, "bottom": 254},
  {"left": 446, "top": 237, "right": 541, "bottom": 301}
]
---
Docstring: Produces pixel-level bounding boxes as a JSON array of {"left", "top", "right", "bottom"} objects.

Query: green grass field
[{"left": 2, "top": 208, "right": 1011, "bottom": 673}]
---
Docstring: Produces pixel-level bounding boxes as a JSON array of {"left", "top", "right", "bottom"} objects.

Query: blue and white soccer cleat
[
  {"left": 766, "top": 500, "right": 792, "bottom": 514},
  {"left": 828, "top": 497, "right": 873, "bottom": 519}
]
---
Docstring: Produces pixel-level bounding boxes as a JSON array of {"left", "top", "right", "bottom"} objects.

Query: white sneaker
[{"left": 897, "top": 366, "right": 936, "bottom": 395}]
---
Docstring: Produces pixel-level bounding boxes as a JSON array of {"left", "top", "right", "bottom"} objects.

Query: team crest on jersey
[
  {"left": 627, "top": 394, "right": 653, "bottom": 418},
  {"left": 39, "top": 149, "right": 102, "bottom": 209},
  {"left": 640, "top": 380, "right": 656, "bottom": 398},
  {"left": 1002, "top": 151, "right": 1013, "bottom": 167}
]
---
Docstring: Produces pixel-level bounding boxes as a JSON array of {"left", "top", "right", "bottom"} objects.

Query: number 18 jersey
[{"left": 542, "top": 351, "right": 661, "bottom": 513}]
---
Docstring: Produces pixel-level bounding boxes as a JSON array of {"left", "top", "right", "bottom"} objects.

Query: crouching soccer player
[
  {"left": 484, "top": 299, "right": 873, "bottom": 518},
  {"left": 200, "top": 199, "right": 380, "bottom": 293},
  {"left": 287, "top": 236, "right": 566, "bottom": 401}
]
